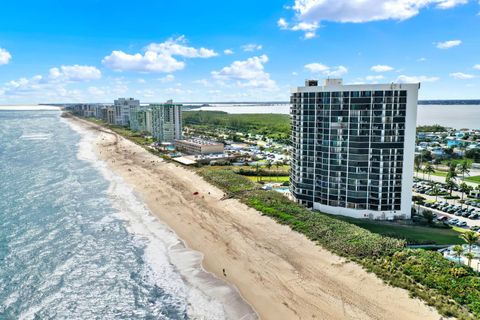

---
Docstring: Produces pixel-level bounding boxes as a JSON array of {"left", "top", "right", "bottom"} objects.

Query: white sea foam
[
  {"left": 20, "top": 133, "right": 52, "bottom": 140},
  {"left": 63, "top": 118, "right": 258, "bottom": 320}
]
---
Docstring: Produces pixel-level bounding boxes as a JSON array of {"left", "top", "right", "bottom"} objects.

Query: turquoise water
[{"left": 0, "top": 109, "right": 254, "bottom": 319}]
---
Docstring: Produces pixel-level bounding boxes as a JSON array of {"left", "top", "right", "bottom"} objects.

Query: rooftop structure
[{"left": 175, "top": 138, "right": 224, "bottom": 154}]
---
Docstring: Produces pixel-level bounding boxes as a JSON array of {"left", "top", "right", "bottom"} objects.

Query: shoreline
[
  {"left": 64, "top": 115, "right": 257, "bottom": 319},
  {"left": 68, "top": 115, "right": 442, "bottom": 320}
]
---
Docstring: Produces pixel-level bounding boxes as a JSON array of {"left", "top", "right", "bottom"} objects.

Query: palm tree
[
  {"left": 445, "top": 178, "right": 457, "bottom": 197},
  {"left": 447, "top": 162, "right": 458, "bottom": 181},
  {"left": 452, "top": 245, "right": 464, "bottom": 264},
  {"left": 459, "top": 182, "right": 470, "bottom": 208},
  {"left": 424, "top": 163, "right": 435, "bottom": 181},
  {"left": 458, "top": 160, "right": 471, "bottom": 181},
  {"left": 431, "top": 184, "right": 441, "bottom": 202},
  {"left": 422, "top": 210, "right": 435, "bottom": 224},
  {"left": 460, "top": 230, "right": 479, "bottom": 254},
  {"left": 274, "top": 161, "right": 282, "bottom": 181},
  {"left": 265, "top": 160, "right": 272, "bottom": 172},
  {"left": 465, "top": 252, "right": 475, "bottom": 268},
  {"left": 414, "top": 156, "right": 422, "bottom": 178}
]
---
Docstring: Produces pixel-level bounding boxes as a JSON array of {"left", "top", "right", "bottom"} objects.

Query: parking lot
[{"left": 413, "top": 178, "right": 480, "bottom": 232}]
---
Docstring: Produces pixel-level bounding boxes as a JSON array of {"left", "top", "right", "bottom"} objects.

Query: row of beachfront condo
[{"left": 66, "top": 98, "right": 183, "bottom": 143}]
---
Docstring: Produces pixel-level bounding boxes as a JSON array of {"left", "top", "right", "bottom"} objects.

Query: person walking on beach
[{"left": 222, "top": 268, "right": 227, "bottom": 277}]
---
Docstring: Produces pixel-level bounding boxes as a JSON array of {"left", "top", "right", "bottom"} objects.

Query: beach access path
[{"left": 70, "top": 116, "right": 441, "bottom": 320}]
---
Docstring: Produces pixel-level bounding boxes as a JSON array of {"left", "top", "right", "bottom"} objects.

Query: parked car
[
  {"left": 468, "top": 213, "right": 479, "bottom": 220},
  {"left": 456, "top": 221, "right": 467, "bottom": 227}
]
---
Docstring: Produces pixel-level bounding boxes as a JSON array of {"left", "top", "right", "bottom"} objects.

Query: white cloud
[
  {"left": 137, "top": 78, "right": 146, "bottom": 84},
  {"left": 277, "top": 18, "right": 319, "bottom": 39},
  {"left": 158, "top": 74, "right": 175, "bottom": 83},
  {"left": 48, "top": 65, "right": 101, "bottom": 82},
  {"left": 0, "top": 48, "right": 11, "bottom": 65},
  {"left": 103, "top": 50, "right": 185, "bottom": 73},
  {"left": 102, "top": 36, "right": 217, "bottom": 73},
  {"left": 436, "top": 40, "right": 462, "bottom": 49},
  {"left": 291, "top": 21, "right": 319, "bottom": 31},
  {"left": 291, "top": 0, "right": 468, "bottom": 23},
  {"left": 304, "top": 63, "right": 329, "bottom": 73},
  {"left": 436, "top": 0, "right": 468, "bottom": 9},
  {"left": 193, "top": 79, "right": 213, "bottom": 87},
  {"left": 211, "top": 55, "right": 277, "bottom": 89},
  {"left": 304, "top": 62, "right": 348, "bottom": 77},
  {"left": 417, "top": 57, "right": 427, "bottom": 62},
  {"left": 241, "top": 44, "right": 263, "bottom": 52},
  {"left": 450, "top": 72, "right": 475, "bottom": 80},
  {"left": 396, "top": 75, "right": 440, "bottom": 83},
  {"left": 88, "top": 86, "right": 106, "bottom": 97},
  {"left": 146, "top": 36, "right": 217, "bottom": 58},
  {"left": 371, "top": 65, "right": 394, "bottom": 72},
  {"left": 224, "top": 49, "right": 234, "bottom": 55},
  {"left": 473, "top": 64, "right": 480, "bottom": 70},
  {"left": 365, "top": 75, "right": 385, "bottom": 81},
  {"left": 277, "top": 18, "right": 289, "bottom": 29}
]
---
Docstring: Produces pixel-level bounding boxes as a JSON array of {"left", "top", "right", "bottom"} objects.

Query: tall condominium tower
[
  {"left": 150, "top": 100, "right": 182, "bottom": 143},
  {"left": 114, "top": 98, "right": 140, "bottom": 126},
  {"left": 290, "top": 79, "right": 419, "bottom": 220}
]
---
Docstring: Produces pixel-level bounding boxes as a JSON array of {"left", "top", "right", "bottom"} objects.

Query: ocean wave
[
  {"left": 20, "top": 133, "right": 52, "bottom": 140},
  {"left": 64, "top": 118, "right": 257, "bottom": 320}
]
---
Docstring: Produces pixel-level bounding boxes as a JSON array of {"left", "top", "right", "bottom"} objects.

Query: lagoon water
[
  {"left": 0, "top": 108, "right": 252, "bottom": 319},
  {"left": 190, "top": 104, "right": 480, "bottom": 129}
]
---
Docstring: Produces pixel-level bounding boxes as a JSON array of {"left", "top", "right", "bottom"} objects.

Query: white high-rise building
[
  {"left": 150, "top": 100, "right": 182, "bottom": 143},
  {"left": 290, "top": 79, "right": 419, "bottom": 220},
  {"left": 114, "top": 98, "right": 140, "bottom": 126}
]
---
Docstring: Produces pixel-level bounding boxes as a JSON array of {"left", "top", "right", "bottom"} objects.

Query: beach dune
[{"left": 71, "top": 116, "right": 441, "bottom": 320}]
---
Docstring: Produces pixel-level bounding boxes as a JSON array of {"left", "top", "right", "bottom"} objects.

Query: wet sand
[{"left": 70, "top": 116, "right": 442, "bottom": 320}]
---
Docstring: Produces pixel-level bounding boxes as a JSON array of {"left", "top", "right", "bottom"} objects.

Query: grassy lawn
[
  {"left": 246, "top": 176, "right": 289, "bottom": 182},
  {"left": 334, "top": 215, "right": 464, "bottom": 245},
  {"left": 416, "top": 170, "right": 448, "bottom": 178},
  {"left": 465, "top": 175, "right": 480, "bottom": 184}
]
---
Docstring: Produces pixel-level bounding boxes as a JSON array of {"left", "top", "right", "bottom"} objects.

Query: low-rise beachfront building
[
  {"left": 114, "top": 98, "right": 140, "bottom": 126},
  {"left": 175, "top": 138, "right": 224, "bottom": 154},
  {"left": 290, "top": 79, "right": 419, "bottom": 220},
  {"left": 151, "top": 100, "right": 182, "bottom": 143}
]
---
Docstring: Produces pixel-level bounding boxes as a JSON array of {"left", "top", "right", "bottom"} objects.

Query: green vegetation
[
  {"left": 79, "top": 115, "right": 480, "bottom": 319},
  {"left": 335, "top": 216, "right": 464, "bottom": 245},
  {"left": 196, "top": 168, "right": 258, "bottom": 195},
  {"left": 465, "top": 176, "right": 480, "bottom": 184},
  {"left": 85, "top": 117, "right": 154, "bottom": 146},
  {"left": 183, "top": 111, "right": 291, "bottom": 143},
  {"left": 363, "top": 250, "right": 478, "bottom": 319},
  {"left": 196, "top": 166, "right": 480, "bottom": 319},
  {"left": 246, "top": 176, "right": 290, "bottom": 182},
  {"left": 416, "top": 124, "right": 448, "bottom": 132}
]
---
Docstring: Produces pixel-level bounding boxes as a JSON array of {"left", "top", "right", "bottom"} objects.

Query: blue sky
[{"left": 0, "top": 0, "right": 479, "bottom": 103}]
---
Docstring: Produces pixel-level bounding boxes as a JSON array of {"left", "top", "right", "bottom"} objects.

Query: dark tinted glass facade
[{"left": 290, "top": 89, "right": 407, "bottom": 213}]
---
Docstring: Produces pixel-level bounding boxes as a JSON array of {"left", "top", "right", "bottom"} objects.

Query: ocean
[
  {"left": 189, "top": 104, "right": 480, "bottom": 129},
  {"left": 0, "top": 108, "right": 255, "bottom": 320}
]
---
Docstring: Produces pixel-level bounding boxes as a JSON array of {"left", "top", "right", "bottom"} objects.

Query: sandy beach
[{"left": 70, "top": 116, "right": 442, "bottom": 320}]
